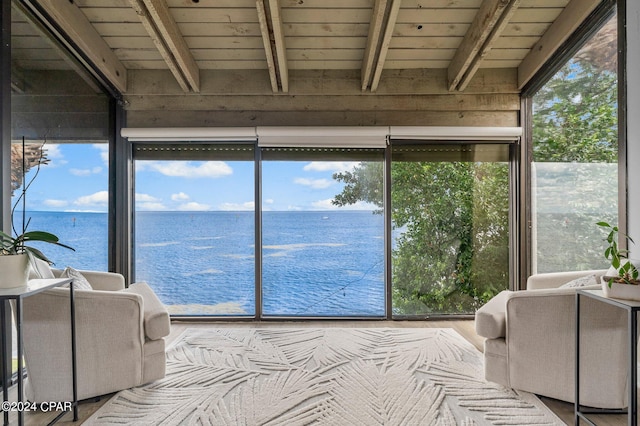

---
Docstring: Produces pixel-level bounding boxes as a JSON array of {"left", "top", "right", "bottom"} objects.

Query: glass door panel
[
  {"left": 133, "top": 143, "right": 255, "bottom": 316},
  {"left": 261, "top": 148, "right": 385, "bottom": 317},
  {"left": 390, "top": 143, "right": 511, "bottom": 316}
]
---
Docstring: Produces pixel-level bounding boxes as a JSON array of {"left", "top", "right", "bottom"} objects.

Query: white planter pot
[
  {"left": 0, "top": 254, "right": 30, "bottom": 289},
  {"left": 602, "top": 279, "right": 640, "bottom": 301}
]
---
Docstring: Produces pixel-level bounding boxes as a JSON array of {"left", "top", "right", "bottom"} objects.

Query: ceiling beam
[
  {"left": 517, "top": 0, "right": 601, "bottom": 90},
  {"left": 130, "top": 0, "right": 200, "bottom": 93},
  {"left": 35, "top": 0, "right": 127, "bottom": 93},
  {"left": 256, "top": 0, "right": 288, "bottom": 93},
  {"left": 361, "top": 0, "right": 388, "bottom": 92},
  {"left": 268, "top": 0, "right": 288, "bottom": 93},
  {"left": 457, "top": 0, "right": 520, "bottom": 92},
  {"left": 256, "top": 0, "right": 278, "bottom": 92},
  {"left": 448, "top": 0, "right": 520, "bottom": 92},
  {"left": 370, "top": 0, "right": 401, "bottom": 92}
]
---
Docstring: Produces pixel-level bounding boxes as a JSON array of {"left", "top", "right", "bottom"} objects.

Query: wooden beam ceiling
[
  {"left": 448, "top": 0, "right": 521, "bottom": 92},
  {"left": 256, "top": 0, "right": 288, "bottom": 93},
  {"left": 517, "top": 0, "right": 601, "bottom": 90},
  {"left": 129, "top": 0, "right": 200, "bottom": 93},
  {"left": 35, "top": 0, "right": 127, "bottom": 94}
]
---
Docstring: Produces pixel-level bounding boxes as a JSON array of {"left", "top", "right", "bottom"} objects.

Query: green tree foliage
[
  {"left": 533, "top": 59, "right": 617, "bottom": 163},
  {"left": 333, "top": 161, "right": 508, "bottom": 315}
]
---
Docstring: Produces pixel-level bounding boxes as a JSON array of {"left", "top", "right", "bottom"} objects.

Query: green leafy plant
[
  {"left": 0, "top": 230, "right": 73, "bottom": 265},
  {"left": 597, "top": 221, "right": 639, "bottom": 286},
  {"left": 0, "top": 138, "right": 74, "bottom": 266}
]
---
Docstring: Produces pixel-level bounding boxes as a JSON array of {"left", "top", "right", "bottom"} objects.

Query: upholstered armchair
[
  {"left": 475, "top": 270, "right": 630, "bottom": 409},
  {"left": 22, "top": 267, "right": 171, "bottom": 402}
]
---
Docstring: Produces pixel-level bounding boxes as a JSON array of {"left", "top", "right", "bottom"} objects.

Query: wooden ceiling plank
[
  {"left": 140, "top": 0, "right": 200, "bottom": 92},
  {"left": 267, "top": 0, "right": 289, "bottom": 92},
  {"left": 517, "top": 0, "right": 600, "bottom": 89},
  {"left": 447, "top": 0, "right": 512, "bottom": 92},
  {"left": 35, "top": 0, "right": 127, "bottom": 93},
  {"left": 256, "top": 0, "right": 279, "bottom": 92},
  {"left": 457, "top": 0, "right": 521, "bottom": 91},
  {"left": 370, "top": 0, "right": 402, "bottom": 92},
  {"left": 361, "top": 0, "right": 388, "bottom": 91}
]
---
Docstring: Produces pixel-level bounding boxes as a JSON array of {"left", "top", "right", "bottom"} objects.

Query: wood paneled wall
[{"left": 125, "top": 68, "right": 520, "bottom": 127}]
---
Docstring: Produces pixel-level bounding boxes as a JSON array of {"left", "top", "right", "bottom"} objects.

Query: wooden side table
[
  {"left": 576, "top": 289, "right": 639, "bottom": 426},
  {"left": 0, "top": 279, "right": 77, "bottom": 426}
]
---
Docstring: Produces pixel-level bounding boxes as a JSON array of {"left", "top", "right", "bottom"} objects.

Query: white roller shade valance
[
  {"left": 256, "top": 126, "right": 388, "bottom": 148},
  {"left": 390, "top": 126, "right": 522, "bottom": 141},
  {"left": 120, "top": 127, "right": 257, "bottom": 141},
  {"left": 121, "top": 126, "right": 522, "bottom": 144}
]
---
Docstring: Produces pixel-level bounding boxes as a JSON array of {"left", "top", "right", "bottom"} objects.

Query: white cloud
[
  {"left": 44, "top": 144, "right": 63, "bottom": 159},
  {"left": 144, "top": 161, "right": 232, "bottom": 178},
  {"left": 219, "top": 201, "right": 254, "bottom": 211},
  {"left": 311, "top": 199, "right": 339, "bottom": 210},
  {"left": 294, "top": 177, "right": 334, "bottom": 189},
  {"left": 69, "top": 166, "right": 102, "bottom": 177},
  {"left": 171, "top": 192, "right": 190, "bottom": 201},
  {"left": 93, "top": 144, "right": 109, "bottom": 164},
  {"left": 264, "top": 199, "right": 274, "bottom": 204},
  {"left": 311, "top": 198, "right": 377, "bottom": 210},
  {"left": 137, "top": 202, "right": 167, "bottom": 211},
  {"left": 303, "top": 161, "right": 359, "bottom": 173},
  {"left": 74, "top": 191, "right": 109, "bottom": 206},
  {"left": 43, "top": 199, "right": 68, "bottom": 208},
  {"left": 178, "top": 202, "right": 211, "bottom": 211},
  {"left": 39, "top": 144, "right": 67, "bottom": 167},
  {"left": 136, "top": 193, "right": 161, "bottom": 202}
]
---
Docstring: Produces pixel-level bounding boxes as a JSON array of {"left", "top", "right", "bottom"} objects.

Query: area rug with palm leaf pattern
[{"left": 86, "top": 328, "right": 564, "bottom": 425}]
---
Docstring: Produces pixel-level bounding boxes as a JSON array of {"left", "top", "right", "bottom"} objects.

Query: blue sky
[{"left": 17, "top": 143, "right": 376, "bottom": 212}]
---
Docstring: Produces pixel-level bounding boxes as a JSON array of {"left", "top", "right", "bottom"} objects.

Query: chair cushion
[
  {"left": 475, "top": 290, "right": 512, "bottom": 339},
  {"left": 124, "top": 282, "right": 170, "bottom": 340}
]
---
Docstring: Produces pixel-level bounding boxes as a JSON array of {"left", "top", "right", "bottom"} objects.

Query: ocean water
[{"left": 24, "top": 210, "right": 385, "bottom": 317}]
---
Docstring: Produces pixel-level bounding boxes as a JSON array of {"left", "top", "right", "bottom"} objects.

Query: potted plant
[
  {"left": 597, "top": 221, "right": 640, "bottom": 299},
  {"left": 0, "top": 139, "right": 74, "bottom": 288}
]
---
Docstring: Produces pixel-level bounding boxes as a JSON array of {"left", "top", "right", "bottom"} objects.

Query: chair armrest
[
  {"left": 526, "top": 270, "right": 606, "bottom": 290},
  {"left": 475, "top": 290, "right": 512, "bottom": 339},
  {"left": 504, "top": 287, "right": 628, "bottom": 408},
  {"left": 124, "top": 282, "right": 171, "bottom": 340}
]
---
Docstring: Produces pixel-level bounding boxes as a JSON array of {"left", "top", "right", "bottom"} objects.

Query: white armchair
[
  {"left": 475, "top": 270, "right": 629, "bottom": 409},
  {"left": 22, "top": 268, "right": 171, "bottom": 402}
]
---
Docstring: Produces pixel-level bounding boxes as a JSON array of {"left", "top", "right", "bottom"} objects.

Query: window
[
  {"left": 10, "top": 143, "right": 109, "bottom": 270},
  {"left": 531, "top": 12, "right": 617, "bottom": 273},
  {"left": 11, "top": 7, "right": 110, "bottom": 271},
  {"left": 125, "top": 129, "right": 518, "bottom": 319}
]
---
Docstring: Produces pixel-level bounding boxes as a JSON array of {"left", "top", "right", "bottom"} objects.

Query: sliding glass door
[
  {"left": 260, "top": 147, "right": 385, "bottom": 317},
  {"left": 390, "top": 142, "right": 512, "bottom": 316},
  {"left": 130, "top": 138, "right": 515, "bottom": 319},
  {"left": 133, "top": 144, "right": 256, "bottom": 316}
]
